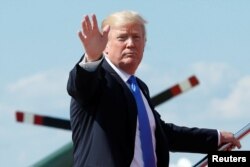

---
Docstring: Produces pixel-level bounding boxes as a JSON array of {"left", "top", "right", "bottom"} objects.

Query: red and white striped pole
[
  {"left": 15, "top": 75, "right": 199, "bottom": 130},
  {"left": 151, "top": 75, "right": 199, "bottom": 106},
  {"left": 16, "top": 111, "right": 71, "bottom": 130}
]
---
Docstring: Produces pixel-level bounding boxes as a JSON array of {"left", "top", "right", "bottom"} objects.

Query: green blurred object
[{"left": 33, "top": 142, "right": 73, "bottom": 167}]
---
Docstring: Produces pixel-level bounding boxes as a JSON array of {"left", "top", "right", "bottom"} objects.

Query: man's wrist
[
  {"left": 85, "top": 54, "right": 103, "bottom": 62},
  {"left": 79, "top": 54, "right": 103, "bottom": 72},
  {"left": 217, "top": 130, "right": 221, "bottom": 146}
]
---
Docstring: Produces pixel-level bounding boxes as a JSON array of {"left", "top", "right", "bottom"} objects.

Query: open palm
[{"left": 78, "top": 14, "right": 110, "bottom": 61}]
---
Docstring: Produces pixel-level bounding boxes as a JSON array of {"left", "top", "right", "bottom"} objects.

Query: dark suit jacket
[{"left": 67, "top": 56, "right": 219, "bottom": 167}]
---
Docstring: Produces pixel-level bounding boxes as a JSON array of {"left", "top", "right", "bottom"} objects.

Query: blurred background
[{"left": 1, "top": 0, "right": 249, "bottom": 166}]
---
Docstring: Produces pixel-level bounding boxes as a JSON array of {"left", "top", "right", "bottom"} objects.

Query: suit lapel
[{"left": 102, "top": 59, "right": 138, "bottom": 140}]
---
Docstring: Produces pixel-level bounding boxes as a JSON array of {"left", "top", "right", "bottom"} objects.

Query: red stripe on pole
[
  {"left": 189, "top": 76, "right": 199, "bottom": 87},
  {"left": 238, "top": 130, "right": 250, "bottom": 140},
  {"left": 171, "top": 85, "right": 181, "bottom": 96},
  {"left": 16, "top": 111, "right": 24, "bottom": 122},
  {"left": 34, "top": 115, "right": 43, "bottom": 125}
]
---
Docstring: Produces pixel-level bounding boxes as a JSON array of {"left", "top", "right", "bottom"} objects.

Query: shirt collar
[{"left": 104, "top": 55, "right": 132, "bottom": 83}]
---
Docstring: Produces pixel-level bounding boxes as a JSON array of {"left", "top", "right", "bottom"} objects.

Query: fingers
[
  {"left": 80, "top": 14, "right": 99, "bottom": 34},
  {"left": 81, "top": 15, "right": 91, "bottom": 36},
  {"left": 92, "top": 14, "right": 99, "bottom": 32},
  {"left": 78, "top": 31, "right": 85, "bottom": 42},
  {"left": 220, "top": 131, "right": 242, "bottom": 150},
  {"left": 83, "top": 16, "right": 90, "bottom": 34},
  {"left": 78, "top": 15, "right": 95, "bottom": 43},
  {"left": 232, "top": 135, "right": 241, "bottom": 149},
  {"left": 228, "top": 133, "right": 241, "bottom": 149},
  {"left": 78, "top": 14, "right": 110, "bottom": 43},
  {"left": 102, "top": 25, "right": 110, "bottom": 39}
]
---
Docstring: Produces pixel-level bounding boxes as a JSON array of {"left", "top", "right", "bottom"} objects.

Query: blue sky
[{"left": 1, "top": 1, "right": 249, "bottom": 166}]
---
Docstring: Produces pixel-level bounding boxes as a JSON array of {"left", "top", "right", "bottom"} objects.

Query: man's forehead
[{"left": 111, "top": 25, "right": 143, "bottom": 34}]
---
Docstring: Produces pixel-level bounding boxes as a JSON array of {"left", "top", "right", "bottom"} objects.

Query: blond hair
[{"left": 101, "top": 10, "right": 147, "bottom": 36}]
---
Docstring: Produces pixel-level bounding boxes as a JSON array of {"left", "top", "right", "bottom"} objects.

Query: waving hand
[{"left": 78, "top": 14, "right": 110, "bottom": 62}]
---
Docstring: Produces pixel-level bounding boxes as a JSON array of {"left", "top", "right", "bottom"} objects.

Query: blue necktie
[{"left": 127, "top": 76, "right": 156, "bottom": 167}]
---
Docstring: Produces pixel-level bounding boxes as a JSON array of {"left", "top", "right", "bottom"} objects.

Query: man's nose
[{"left": 126, "top": 37, "right": 135, "bottom": 47}]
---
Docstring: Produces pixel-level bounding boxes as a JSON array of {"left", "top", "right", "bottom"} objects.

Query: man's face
[{"left": 104, "top": 23, "right": 146, "bottom": 74}]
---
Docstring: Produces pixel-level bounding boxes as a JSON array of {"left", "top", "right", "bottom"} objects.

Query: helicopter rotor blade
[
  {"left": 16, "top": 111, "right": 71, "bottom": 130},
  {"left": 151, "top": 75, "right": 199, "bottom": 106},
  {"left": 16, "top": 75, "right": 199, "bottom": 130}
]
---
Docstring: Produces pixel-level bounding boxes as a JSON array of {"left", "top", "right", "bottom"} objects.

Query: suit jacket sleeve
[
  {"left": 138, "top": 78, "right": 219, "bottom": 154},
  {"left": 159, "top": 116, "right": 218, "bottom": 153},
  {"left": 67, "top": 56, "right": 104, "bottom": 106}
]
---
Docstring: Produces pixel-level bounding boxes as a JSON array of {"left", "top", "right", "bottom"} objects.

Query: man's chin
[
  {"left": 124, "top": 59, "right": 139, "bottom": 66},
  {"left": 124, "top": 56, "right": 139, "bottom": 63}
]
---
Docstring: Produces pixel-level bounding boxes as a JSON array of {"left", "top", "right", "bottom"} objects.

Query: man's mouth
[{"left": 124, "top": 52, "right": 136, "bottom": 56}]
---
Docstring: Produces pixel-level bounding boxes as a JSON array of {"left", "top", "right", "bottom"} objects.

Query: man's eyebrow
[{"left": 118, "top": 31, "right": 141, "bottom": 35}]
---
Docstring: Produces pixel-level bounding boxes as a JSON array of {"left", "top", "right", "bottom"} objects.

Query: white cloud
[
  {"left": 191, "top": 62, "right": 233, "bottom": 87},
  {"left": 4, "top": 70, "right": 70, "bottom": 116},
  {"left": 169, "top": 157, "right": 192, "bottom": 167},
  {"left": 7, "top": 70, "right": 68, "bottom": 98},
  {"left": 210, "top": 75, "right": 250, "bottom": 119},
  {"left": 156, "top": 62, "right": 248, "bottom": 128},
  {"left": 137, "top": 62, "right": 173, "bottom": 95}
]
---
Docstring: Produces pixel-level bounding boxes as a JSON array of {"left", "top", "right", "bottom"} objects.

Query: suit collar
[
  {"left": 104, "top": 56, "right": 131, "bottom": 83},
  {"left": 102, "top": 58, "right": 138, "bottom": 141}
]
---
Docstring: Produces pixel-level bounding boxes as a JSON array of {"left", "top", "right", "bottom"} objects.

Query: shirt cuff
[
  {"left": 79, "top": 56, "right": 103, "bottom": 72},
  {"left": 217, "top": 130, "right": 221, "bottom": 146}
]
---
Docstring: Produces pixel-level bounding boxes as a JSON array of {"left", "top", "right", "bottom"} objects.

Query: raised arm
[{"left": 78, "top": 14, "right": 110, "bottom": 62}]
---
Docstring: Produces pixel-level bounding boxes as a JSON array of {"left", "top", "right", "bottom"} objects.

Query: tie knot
[
  {"left": 128, "top": 75, "right": 136, "bottom": 84},
  {"left": 127, "top": 75, "right": 137, "bottom": 92}
]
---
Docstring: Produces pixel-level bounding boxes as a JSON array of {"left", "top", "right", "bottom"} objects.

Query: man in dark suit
[{"left": 67, "top": 11, "right": 241, "bottom": 167}]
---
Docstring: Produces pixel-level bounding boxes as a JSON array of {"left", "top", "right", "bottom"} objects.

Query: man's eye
[
  {"left": 133, "top": 36, "right": 141, "bottom": 40},
  {"left": 117, "top": 36, "right": 127, "bottom": 41}
]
